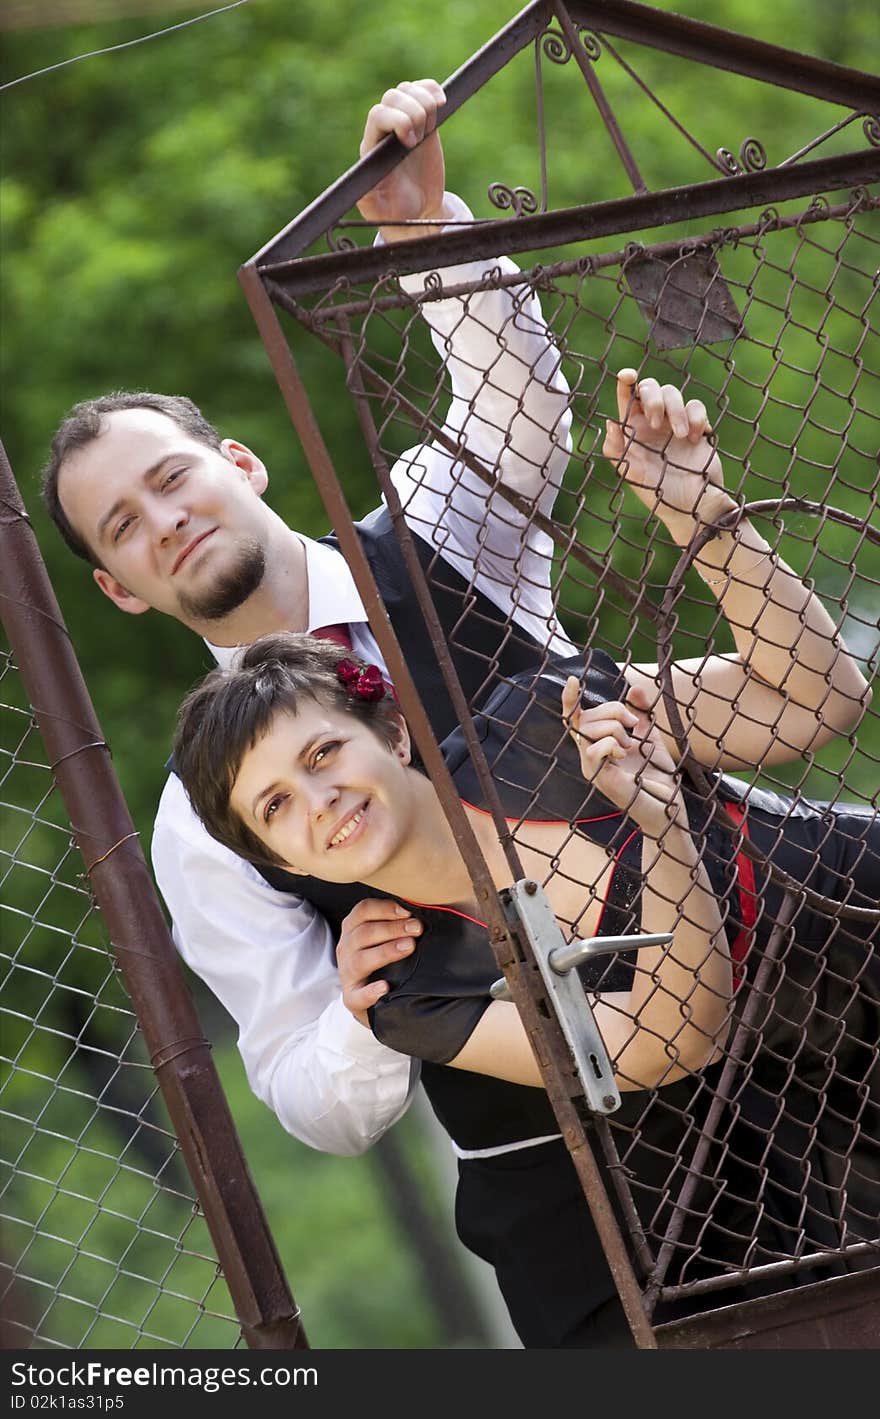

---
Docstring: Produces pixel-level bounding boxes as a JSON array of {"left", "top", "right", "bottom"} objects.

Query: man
[
  {"left": 42, "top": 78, "right": 580, "bottom": 1149},
  {"left": 43, "top": 80, "right": 627, "bottom": 1346}
]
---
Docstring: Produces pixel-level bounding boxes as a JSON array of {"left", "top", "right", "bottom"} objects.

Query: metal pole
[{"left": 0, "top": 444, "right": 306, "bottom": 1349}]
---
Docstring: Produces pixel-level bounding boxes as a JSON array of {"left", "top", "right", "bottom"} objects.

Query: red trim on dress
[
  {"left": 401, "top": 800, "right": 758, "bottom": 996},
  {"left": 723, "top": 801, "right": 757, "bottom": 990},
  {"left": 398, "top": 897, "right": 488, "bottom": 930},
  {"left": 400, "top": 800, "right": 626, "bottom": 930},
  {"left": 462, "top": 799, "right": 623, "bottom": 828},
  {"left": 593, "top": 827, "right": 640, "bottom": 937}
]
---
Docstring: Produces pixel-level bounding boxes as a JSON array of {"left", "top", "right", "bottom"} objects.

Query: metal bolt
[
  {"left": 524, "top": 880, "right": 538, "bottom": 895},
  {"left": 602, "top": 1095, "right": 617, "bottom": 1111}
]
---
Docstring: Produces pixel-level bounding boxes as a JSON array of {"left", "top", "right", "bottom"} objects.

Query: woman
[
  {"left": 174, "top": 634, "right": 734, "bottom": 1091},
  {"left": 172, "top": 628, "right": 879, "bottom": 1270},
  {"left": 173, "top": 375, "right": 879, "bottom": 1337}
]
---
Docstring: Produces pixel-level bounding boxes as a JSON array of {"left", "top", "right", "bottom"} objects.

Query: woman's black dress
[{"left": 299, "top": 649, "right": 879, "bottom": 1342}]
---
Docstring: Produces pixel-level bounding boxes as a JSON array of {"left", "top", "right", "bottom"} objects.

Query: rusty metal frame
[
  {"left": 250, "top": 0, "right": 880, "bottom": 272},
  {"left": 238, "top": 265, "right": 659, "bottom": 1345},
  {"left": 237, "top": 0, "right": 880, "bottom": 1348},
  {"left": 0, "top": 444, "right": 306, "bottom": 1350},
  {"left": 258, "top": 150, "right": 880, "bottom": 298}
]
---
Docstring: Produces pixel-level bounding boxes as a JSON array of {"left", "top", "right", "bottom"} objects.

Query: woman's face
[{"left": 228, "top": 699, "right": 414, "bottom": 882}]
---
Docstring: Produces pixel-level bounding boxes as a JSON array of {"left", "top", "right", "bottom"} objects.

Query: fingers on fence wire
[{"left": 336, "top": 204, "right": 879, "bottom": 1294}]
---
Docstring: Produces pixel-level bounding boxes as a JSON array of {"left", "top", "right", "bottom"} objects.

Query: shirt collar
[{"left": 202, "top": 532, "right": 368, "bottom": 669}]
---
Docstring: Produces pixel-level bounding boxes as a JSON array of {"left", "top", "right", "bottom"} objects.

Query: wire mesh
[
  {"left": 0, "top": 645, "right": 243, "bottom": 1349},
  {"left": 263, "top": 183, "right": 880, "bottom": 1329}
]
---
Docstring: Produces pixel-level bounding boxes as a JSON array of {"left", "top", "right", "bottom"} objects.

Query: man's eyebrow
[
  {"left": 94, "top": 453, "right": 181, "bottom": 544},
  {"left": 248, "top": 733, "right": 326, "bottom": 820}
]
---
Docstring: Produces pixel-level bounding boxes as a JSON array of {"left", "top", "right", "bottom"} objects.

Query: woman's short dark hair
[
  {"left": 41, "top": 391, "right": 223, "bottom": 567},
  {"left": 173, "top": 632, "right": 402, "bottom": 869}
]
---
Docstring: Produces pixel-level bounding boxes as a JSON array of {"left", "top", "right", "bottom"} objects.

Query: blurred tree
[{"left": 1, "top": 0, "right": 877, "bottom": 1347}]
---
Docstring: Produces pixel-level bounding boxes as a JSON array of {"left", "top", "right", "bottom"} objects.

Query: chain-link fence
[
  {"left": 0, "top": 646, "right": 243, "bottom": 1348},
  {"left": 0, "top": 453, "right": 303, "bottom": 1350},
  {"left": 3, "top": 0, "right": 878, "bottom": 1351},
  {"left": 241, "top": 0, "right": 880, "bottom": 1347}
]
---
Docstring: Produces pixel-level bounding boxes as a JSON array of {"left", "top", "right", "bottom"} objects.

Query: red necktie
[{"left": 310, "top": 623, "right": 354, "bottom": 650}]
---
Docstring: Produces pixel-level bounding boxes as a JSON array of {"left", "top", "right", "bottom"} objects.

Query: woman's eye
[
  {"left": 113, "top": 515, "right": 135, "bottom": 542},
  {"left": 162, "top": 467, "right": 186, "bottom": 490},
  {"left": 263, "top": 795, "right": 286, "bottom": 823},
  {"left": 312, "top": 741, "right": 340, "bottom": 768}
]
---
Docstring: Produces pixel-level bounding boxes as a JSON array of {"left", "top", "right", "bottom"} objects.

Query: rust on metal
[
  {"left": 623, "top": 249, "right": 745, "bottom": 350},
  {"left": 248, "top": 0, "right": 879, "bottom": 271},
  {"left": 654, "top": 1268, "right": 880, "bottom": 1349},
  {"left": 551, "top": 0, "right": 647, "bottom": 193},
  {"left": 0, "top": 444, "right": 307, "bottom": 1351},
  {"left": 256, "top": 150, "right": 880, "bottom": 293},
  {"left": 290, "top": 194, "right": 876, "bottom": 325}
]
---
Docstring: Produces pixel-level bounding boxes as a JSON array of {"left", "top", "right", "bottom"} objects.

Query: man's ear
[
  {"left": 92, "top": 567, "right": 151, "bottom": 616},
  {"left": 221, "top": 438, "right": 269, "bottom": 497}
]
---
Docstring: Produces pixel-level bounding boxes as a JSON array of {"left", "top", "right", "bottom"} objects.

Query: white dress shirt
[{"left": 151, "top": 194, "right": 575, "bottom": 1156}]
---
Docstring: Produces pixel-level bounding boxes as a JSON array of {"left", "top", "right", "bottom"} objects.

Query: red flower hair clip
[{"left": 336, "top": 658, "right": 386, "bottom": 703}]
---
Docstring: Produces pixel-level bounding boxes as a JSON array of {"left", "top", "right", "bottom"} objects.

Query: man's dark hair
[
  {"left": 173, "top": 633, "right": 402, "bottom": 869},
  {"left": 41, "top": 391, "right": 223, "bottom": 567}
]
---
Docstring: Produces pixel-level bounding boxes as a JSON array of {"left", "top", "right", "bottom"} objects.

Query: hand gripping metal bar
[{"left": 491, "top": 879, "right": 673, "bottom": 1116}]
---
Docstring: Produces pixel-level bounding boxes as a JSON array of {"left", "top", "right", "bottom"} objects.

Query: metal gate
[{"left": 238, "top": 0, "right": 880, "bottom": 1348}]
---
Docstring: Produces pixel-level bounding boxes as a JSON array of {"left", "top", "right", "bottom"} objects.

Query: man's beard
[{"left": 178, "top": 539, "right": 266, "bottom": 622}]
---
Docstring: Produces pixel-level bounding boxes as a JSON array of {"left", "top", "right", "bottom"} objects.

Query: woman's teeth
[{"left": 330, "top": 808, "right": 364, "bottom": 847}]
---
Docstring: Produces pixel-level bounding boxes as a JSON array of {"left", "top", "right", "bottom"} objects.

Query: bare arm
[
  {"left": 356, "top": 79, "right": 450, "bottom": 242},
  {"left": 449, "top": 686, "right": 731, "bottom": 1091},
  {"left": 608, "top": 371, "right": 871, "bottom": 770}
]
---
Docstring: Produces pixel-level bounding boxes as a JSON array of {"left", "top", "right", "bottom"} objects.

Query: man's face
[{"left": 57, "top": 408, "right": 272, "bottom": 628}]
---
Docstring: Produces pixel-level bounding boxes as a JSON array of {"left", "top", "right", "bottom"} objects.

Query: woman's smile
[{"left": 326, "top": 799, "right": 370, "bottom": 851}]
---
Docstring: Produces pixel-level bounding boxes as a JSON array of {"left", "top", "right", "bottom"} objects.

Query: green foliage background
[{"left": 1, "top": 0, "right": 877, "bottom": 1349}]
